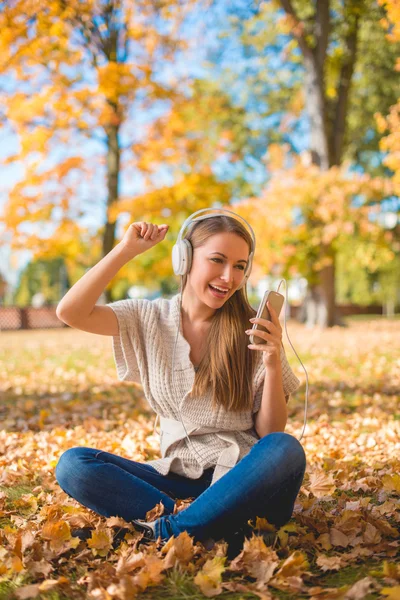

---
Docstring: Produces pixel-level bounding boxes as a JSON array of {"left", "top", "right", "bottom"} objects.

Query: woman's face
[{"left": 187, "top": 232, "right": 250, "bottom": 305}]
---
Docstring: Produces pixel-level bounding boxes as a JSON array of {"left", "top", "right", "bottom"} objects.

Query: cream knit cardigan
[{"left": 108, "top": 293, "right": 300, "bottom": 486}]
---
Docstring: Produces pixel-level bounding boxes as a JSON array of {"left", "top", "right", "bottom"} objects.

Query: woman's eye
[{"left": 211, "top": 258, "right": 244, "bottom": 270}]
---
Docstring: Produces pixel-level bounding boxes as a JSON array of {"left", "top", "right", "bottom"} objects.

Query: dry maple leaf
[
  {"left": 330, "top": 528, "right": 350, "bottom": 548},
  {"left": 132, "top": 555, "right": 165, "bottom": 590},
  {"left": 86, "top": 528, "right": 113, "bottom": 557},
  {"left": 316, "top": 553, "right": 344, "bottom": 571},
  {"left": 334, "top": 510, "right": 363, "bottom": 535},
  {"left": 363, "top": 522, "right": 382, "bottom": 544},
  {"left": 308, "top": 470, "right": 336, "bottom": 498},
  {"left": 116, "top": 549, "right": 146, "bottom": 576},
  {"left": 252, "top": 516, "right": 276, "bottom": 532},
  {"left": 276, "top": 550, "right": 309, "bottom": 578},
  {"left": 315, "top": 532, "right": 333, "bottom": 551},
  {"left": 253, "top": 561, "right": 279, "bottom": 589},
  {"left": 145, "top": 500, "right": 165, "bottom": 521},
  {"left": 162, "top": 530, "right": 196, "bottom": 569},
  {"left": 194, "top": 555, "right": 227, "bottom": 597},
  {"left": 382, "top": 474, "right": 400, "bottom": 494},
  {"left": 229, "top": 533, "right": 278, "bottom": 573},
  {"left": 41, "top": 520, "right": 79, "bottom": 552}
]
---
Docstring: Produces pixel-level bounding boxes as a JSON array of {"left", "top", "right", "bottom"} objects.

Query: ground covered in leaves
[{"left": 0, "top": 316, "right": 399, "bottom": 600}]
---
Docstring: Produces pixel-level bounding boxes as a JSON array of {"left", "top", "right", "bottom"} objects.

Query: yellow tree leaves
[
  {"left": 376, "top": 0, "right": 400, "bottom": 194},
  {"left": 379, "top": 0, "right": 400, "bottom": 46},
  {"left": 0, "top": 0, "right": 198, "bottom": 273},
  {"left": 234, "top": 146, "right": 394, "bottom": 278}
]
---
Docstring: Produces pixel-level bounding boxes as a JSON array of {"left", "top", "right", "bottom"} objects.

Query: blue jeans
[{"left": 55, "top": 432, "right": 306, "bottom": 544}]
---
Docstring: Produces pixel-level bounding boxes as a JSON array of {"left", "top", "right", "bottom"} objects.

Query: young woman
[{"left": 55, "top": 211, "right": 306, "bottom": 558}]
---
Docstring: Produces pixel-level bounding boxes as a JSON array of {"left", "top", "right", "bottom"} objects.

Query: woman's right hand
[{"left": 120, "top": 221, "right": 169, "bottom": 257}]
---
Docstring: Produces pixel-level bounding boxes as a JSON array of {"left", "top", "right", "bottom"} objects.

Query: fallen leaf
[
  {"left": 381, "top": 586, "right": 400, "bottom": 600},
  {"left": 86, "top": 528, "right": 113, "bottom": 557},
  {"left": 316, "top": 554, "right": 344, "bottom": 571},
  {"left": 308, "top": 470, "right": 336, "bottom": 498},
  {"left": 194, "top": 556, "right": 226, "bottom": 597}
]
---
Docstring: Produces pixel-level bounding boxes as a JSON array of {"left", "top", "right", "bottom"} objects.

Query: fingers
[
  {"left": 138, "top": 222, "right": 168, "bottom": 241},
  {"left": 246, "top": 329, "right": 275, "bottom": 344},
  {"left": 249, "top": 317, "right": 281, "bottom": 337}
]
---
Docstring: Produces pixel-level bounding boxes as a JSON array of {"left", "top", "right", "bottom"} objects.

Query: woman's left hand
[{"left": 245, "top": 301, "right": 282, "bottom": 368}]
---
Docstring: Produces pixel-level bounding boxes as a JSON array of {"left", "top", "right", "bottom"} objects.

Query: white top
[{"left": 108, "top": 293, "right": 300, "bottom": 486}]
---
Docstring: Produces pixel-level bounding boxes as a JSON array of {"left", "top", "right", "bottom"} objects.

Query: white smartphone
[{"left": 249, "top": 291, "right": 285, "bottom": 345}]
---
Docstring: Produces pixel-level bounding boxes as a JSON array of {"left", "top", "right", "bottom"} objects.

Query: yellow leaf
[
  {"left": 381, "top": 586, "right": 400, "bottom": 600},
  {"left": 308, "top": 470, "right": 336, "bottom": 498},
  {"left": 194, "top": 556, "right": 226, "bottom": 597},
  {"left": 41, "top": 520, "right": 73, "bottom": 551},
  {"left": 274, "top": 550, "right": 309, "bottom": 579},
  {"left": 87, "top": 528, "right": 113, "bottom": 557},
  {"left": 382, "top": 474, "right": 400, "bottom": 493}
]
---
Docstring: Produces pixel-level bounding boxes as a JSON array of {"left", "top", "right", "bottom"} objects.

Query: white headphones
[{"left": 171, "top": 208, "right": 256, "bottom": 291}]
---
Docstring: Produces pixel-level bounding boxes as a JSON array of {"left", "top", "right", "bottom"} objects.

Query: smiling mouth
[{"left": 209, "top": 284, "right": 230, "bottom": 295}]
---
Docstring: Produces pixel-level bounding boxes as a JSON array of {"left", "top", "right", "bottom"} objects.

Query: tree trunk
[
  {"left": 303, "top": 53, "right": 330, "bottom": 171},
  {"left": 279, "top": 0, "right": 361, "bottom": 327},
  {"left": 303, "top": 55, "right": 339, "bottom": 327},
  {"left": 103, "top": 121, "right": 120, "bottom": 303}
]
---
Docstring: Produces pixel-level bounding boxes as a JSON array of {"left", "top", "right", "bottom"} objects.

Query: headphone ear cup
[{"left": 172, "top": 239, "right": 192, "bottom": 276}]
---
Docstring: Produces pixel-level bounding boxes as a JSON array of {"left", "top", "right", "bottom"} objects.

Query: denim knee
[
  {"left": 255, "top": 432, "right": 306, "bottom": 475},
  {"left": 55, "top": 446, "right": 94, "bottom": 493}
]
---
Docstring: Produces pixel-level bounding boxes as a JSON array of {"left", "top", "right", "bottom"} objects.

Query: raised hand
[{"left": 121, "top": 221, "right": 169, "bottom": 257}]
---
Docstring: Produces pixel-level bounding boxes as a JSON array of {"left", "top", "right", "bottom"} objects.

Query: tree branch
[
  {"left": 315, "top": 0, "right": 330, "bottom": 78},
  {"left": 278, "top": 0, "right": 312, "bottom": 58},
  {"left": 332, "top": 13, "right": 359, "bottom": 165}
]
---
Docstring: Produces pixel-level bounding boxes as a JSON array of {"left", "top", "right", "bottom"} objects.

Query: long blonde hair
[{"left": 181, "top": 215, "right": 258, "bottom": 412}]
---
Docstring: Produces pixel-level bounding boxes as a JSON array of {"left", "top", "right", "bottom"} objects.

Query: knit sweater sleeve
[
  {"left": 252, "top": 343, "right": 300, "bottom": 414},
  {"left": 107, "top": 298, "right": 146, "bottom": 383}
]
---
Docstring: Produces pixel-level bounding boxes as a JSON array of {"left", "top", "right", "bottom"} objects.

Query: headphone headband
[{"left": 177, "top": 208, "right": 256, "bottom": 254}]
